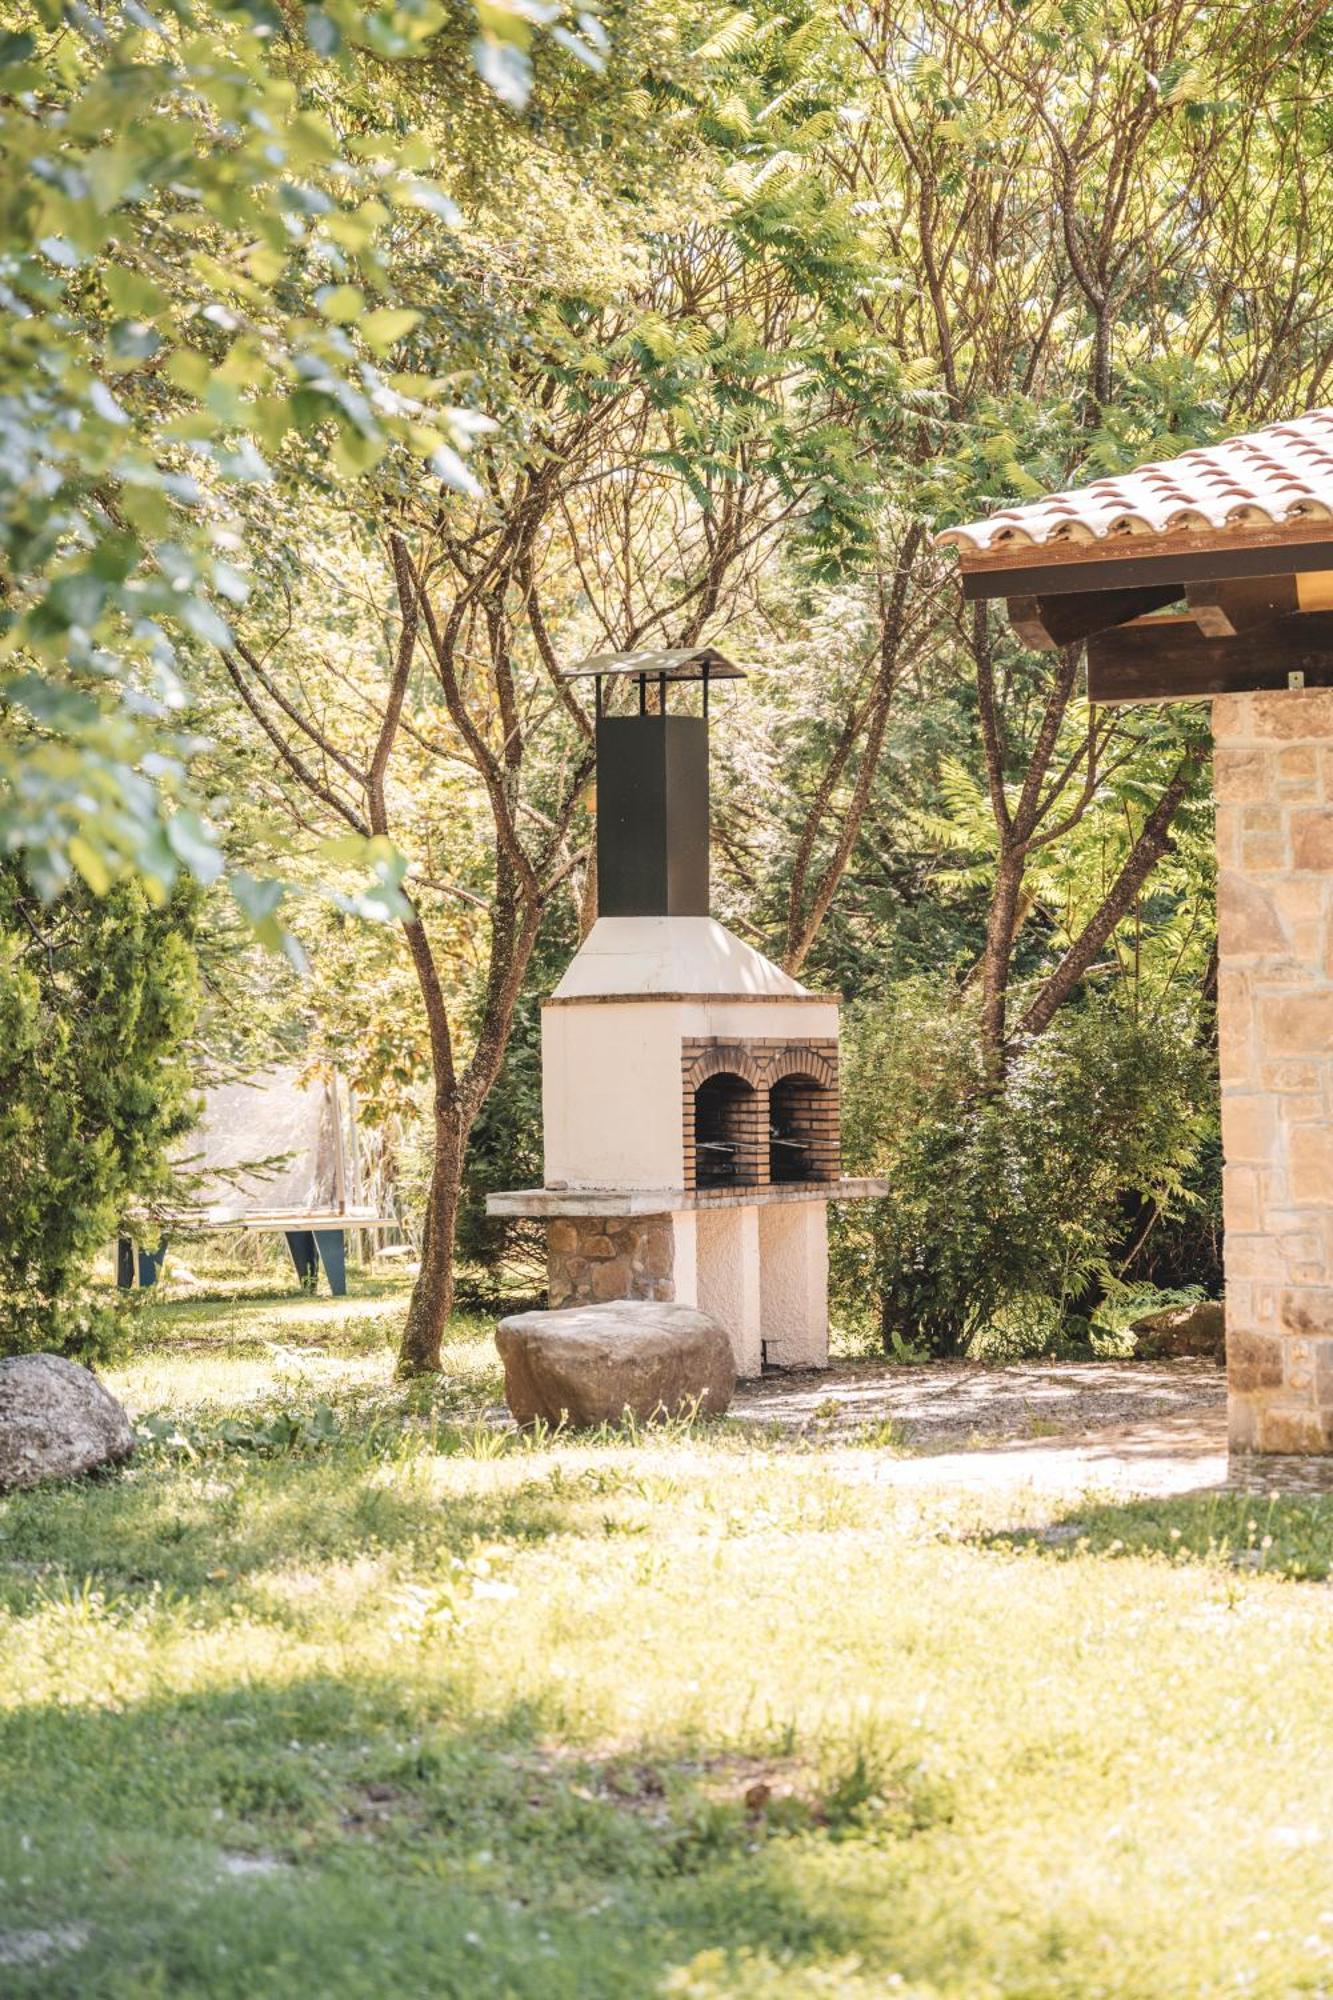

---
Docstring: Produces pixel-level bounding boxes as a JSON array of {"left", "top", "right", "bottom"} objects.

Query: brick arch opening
[
  {"left": 764, "top": 1080, "right": 824, "bottom": 1184},
  {"left": 692, "top": 1071, "right": 763, "bottom": 1190},
  {"left": 767, "top": 1065, "right": 839, "bottom": 1184},
  {"left": 683, "top": 1043, "right": 764, "bottom": 1092},
  {"left": 760, "top": 1044, "right": 837, "bottom": 1091}
]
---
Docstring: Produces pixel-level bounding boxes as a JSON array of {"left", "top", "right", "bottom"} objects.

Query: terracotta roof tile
[{"left": 937, "top": 410, "right": 1333, "bottom": 558}]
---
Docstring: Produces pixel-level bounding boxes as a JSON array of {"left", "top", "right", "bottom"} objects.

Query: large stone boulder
[
  {"left": 0, "top": 1354, "right": 134, "bottom": 1492},
  {"left": 1130, "top": 1298, "right": 1226, "bottom": 1364},
  {"left": 495, "top": 1301, "right": 736, "bottom": 1428}
]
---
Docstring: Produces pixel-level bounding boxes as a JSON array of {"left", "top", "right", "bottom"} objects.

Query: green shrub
[
  {"left": 0, "top": 869, "right": 200, "bottom": 1360},
  {"left": 832, "top": 981, "right": 1215, "bottom": 1358}
]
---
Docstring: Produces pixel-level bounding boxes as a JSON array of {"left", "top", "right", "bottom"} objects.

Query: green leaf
[
  {"left": 391, "top": 179, "right": 461, "bottom": 223},
  {"left": 166, "top": 810, "right": 223, "bottom": 886},
  {"left": 86, "top": 143, "right": 141, "bottom": 214},
  {"left": 38, "top": 572, "right": 109, "bottom": 633},
  {"left": 38, "top": 235, "right": 80, "bottom": 268},
  {"left": 316, "top": 284, "right": 366, "bottom": 324},
  {"left": 359, "top": 308, "right": 422, "bottom": 353},
  {"left": 104, "top": 266, "right": 169, "bottom": 319},
  {"left": 67, "top": 835, "right": 112, "bottom": 895},
  {"left": 164, "top": 349, "right": 213, "bottom": 395},
  {"left": 471, "top": 34, "right": 531, "bottom": 109}
]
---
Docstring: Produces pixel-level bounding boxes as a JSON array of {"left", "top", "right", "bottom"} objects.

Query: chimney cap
[{"left": 565, "top": 646, "right": 745, "bottom": 682}]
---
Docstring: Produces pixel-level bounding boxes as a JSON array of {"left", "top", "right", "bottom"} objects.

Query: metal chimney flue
[{"left": 564, "top": 647, "right": 745, "bottom": 920}]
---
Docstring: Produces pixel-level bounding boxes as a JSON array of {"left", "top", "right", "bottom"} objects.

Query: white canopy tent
[{"left": 121, "top": 1066, "right": 397, "bottom": 1294}]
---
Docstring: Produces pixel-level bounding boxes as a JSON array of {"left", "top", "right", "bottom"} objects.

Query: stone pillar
[
  {"left": 1215, "top": 689, "right": 1333, "bottom": 1452},
  {"left": 758, "top": 1201, "right": 829, "bottom": 1369}
]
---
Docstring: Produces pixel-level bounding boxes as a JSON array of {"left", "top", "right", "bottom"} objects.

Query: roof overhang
[{"left": 938, "top": 411, "right": 1333, "bottom": 703}]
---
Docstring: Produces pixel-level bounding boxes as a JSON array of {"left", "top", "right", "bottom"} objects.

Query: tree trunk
[
  {"left": 397, "top": 1102, "right": 465, "bottom": 1375},
  {"left": 1013, "top": 751, "right": 1200, "bottom": 1044},
  {"left": 782, "top": 526, "right": 924, "bottom": 974},
  {"left": 980, "top": 848, "right": 1025, "bottom": 1062},
  {"left": 394, "top": 898, "right": 464, "bottom": 1377},
  {"left": 577, "top": 841, "right": 598, "bottom": 942}
]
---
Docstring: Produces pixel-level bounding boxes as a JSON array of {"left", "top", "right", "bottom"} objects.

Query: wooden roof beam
[
  {"left": 1088, "top": 611, "right": 1333, "bottom": 705},
  {"left": 1006, "top": 584, "right": 1183, "bottom": 651},
  {"left": 1185, "top": 575, "right": 1299, "bottom": 636},
  {"left": 960, "top": 537, "right": 1333, "bottom": 601}
]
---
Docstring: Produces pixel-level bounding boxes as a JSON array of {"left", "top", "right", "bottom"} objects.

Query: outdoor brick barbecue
[{"left": 487, "top": 648, "right": 886, "bottom": 1376}]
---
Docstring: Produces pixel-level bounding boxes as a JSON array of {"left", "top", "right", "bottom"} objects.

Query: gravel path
[
  {"left": 731, "top": 1356, "right": 1226, "bottom": 1451},
  {"left": 487, "top": 1353, "right": 1333, "bottom": 1500},
  {"left": 728, "top": 1357, "right": 1333, "bottom": 1498}
]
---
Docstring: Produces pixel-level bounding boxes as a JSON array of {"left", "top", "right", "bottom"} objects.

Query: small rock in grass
[
  {"left": 1130, "top": 1299, "right": 1225, "bottom": 1364},
  {"left": 0, "top": 1354, "right": 133, "bottom": 1492},
  {"left": 217, "top": 1852, "right": 289, "bottom": 1878}
]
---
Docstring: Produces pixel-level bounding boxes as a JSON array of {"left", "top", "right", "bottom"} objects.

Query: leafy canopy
[{"left": 0, "top": 0, "right": 599, "bottom": 905}]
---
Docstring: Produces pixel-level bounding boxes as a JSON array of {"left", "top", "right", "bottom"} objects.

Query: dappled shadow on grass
[
  {"left": 1, "top": 1377, "right": 790, "bottom": 1632},
  {"left": 0, "top": 1406, "right": 751, "bottom": 1630},
  {"left": 974, "top": 1484, "right": 1333, "bottom": 1582},
  {"left": 0, "top": 1448, "right": 579, "bottom": 1620},
  {"left": 0, "top": 1668, "right": 961, "bottom": 2000},
  {"left": 10, "top": 1650, "right": 1309, "bottom": 2000}
]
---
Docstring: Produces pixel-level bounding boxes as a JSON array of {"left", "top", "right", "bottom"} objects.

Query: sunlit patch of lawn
[
  {"left": 113, "top": 1275, "right": 505, "bottom": 1428},
  {"left": 2, "top": 1288, "right": 1333, "bottom": 1995}
]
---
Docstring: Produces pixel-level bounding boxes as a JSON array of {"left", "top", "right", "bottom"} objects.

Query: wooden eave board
[{"left": 956, "top": 524, "right": 1333, "bottom": 600}]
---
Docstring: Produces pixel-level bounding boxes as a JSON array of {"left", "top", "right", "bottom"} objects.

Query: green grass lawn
[{"left": 4, "top": 1280, "right": 1333, "bottom": 1997}]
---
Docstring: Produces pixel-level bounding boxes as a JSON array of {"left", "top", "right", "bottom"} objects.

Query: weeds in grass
[
  {"left": 445, "top": 1421, "right": 517, "bottom": 1460},
  {"left": 846, "top": 1418, "right": 907, "bottom": 1452},
  {"left": 136, "top": 1402, "right": 344, "bottom": 1457},
  {"left": 387, "top": 1551, "right": 518, "bottom": 1649}
]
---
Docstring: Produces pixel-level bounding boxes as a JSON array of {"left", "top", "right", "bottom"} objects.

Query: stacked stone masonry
[
  {"left": 681, "top": 1039, "right": 840, "bottom": 1192},
  {"left": 547, "top": 1214, "right": 675, "bottom": 1309},
  {"left": 1215, "top": 687, "right": 1333, "bottom": 1452}
]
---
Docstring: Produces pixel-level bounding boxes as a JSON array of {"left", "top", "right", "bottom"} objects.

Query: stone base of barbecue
[
  {"left": 543, "top": 1200, "right": 829, "bottom": 1376},
  {"left": 547, "top": 1214, "right": 675, "bottom": 1309}
]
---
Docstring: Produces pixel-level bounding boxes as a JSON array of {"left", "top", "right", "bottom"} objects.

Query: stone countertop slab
[{"left": 486, "top": 1177, "right": 890, "bottom": 1217}]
